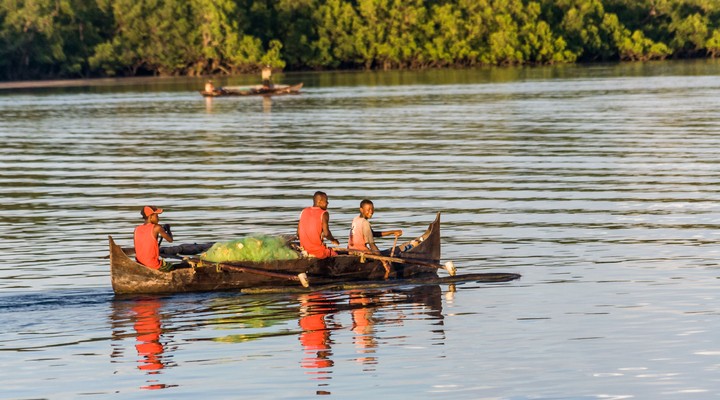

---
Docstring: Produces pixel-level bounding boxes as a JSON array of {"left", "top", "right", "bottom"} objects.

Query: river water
[{"left": 1, "top": 61, "right": 720, "bottom": 399}]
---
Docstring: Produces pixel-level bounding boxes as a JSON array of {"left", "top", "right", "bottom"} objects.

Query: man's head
[
  {"left": 359, "top": 199, "right": 374, "bottom": 219},
  {"left": 313, "top": 191, "right": 329, "bottom": 210}
]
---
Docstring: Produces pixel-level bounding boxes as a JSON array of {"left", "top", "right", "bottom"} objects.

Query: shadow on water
[
  {"left": 0, "top": 288, "right": 116, "bottom": 312},
  {"left": 106, "top": 285, "right": 444, "bottom": 394}
]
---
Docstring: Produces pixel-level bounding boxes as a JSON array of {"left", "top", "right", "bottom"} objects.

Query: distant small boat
[{"left": 201, "top": 83, "right": 303, "bottom": 97}]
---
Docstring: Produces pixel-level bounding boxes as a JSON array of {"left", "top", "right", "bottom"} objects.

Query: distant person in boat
[
  {"left": 134, "top": 206, "right": 174, "bottom": 271},
  {"left": 204, "top": 80, "right": 214, "bottom": 93},
  {"left": 348, "top": 199, "right": 402, "bottom": 255},
  {"left": 261, "top": 66, "right": 273, "bottom": 90},
  {"left": 297, "top": 191, "right": 339, "bottom": 259}
]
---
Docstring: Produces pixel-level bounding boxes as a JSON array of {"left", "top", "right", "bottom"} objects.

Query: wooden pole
[
  {"left": 334, "top": 248, "right": 456, "bottom": 276},
  {"left": 187, "top": 258, "right": 309, "bottom": 287},
  {"left": 390, "top": 234, "right": 399, "bottom": 258}
]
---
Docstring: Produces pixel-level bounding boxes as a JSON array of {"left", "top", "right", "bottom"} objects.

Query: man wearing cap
[{"left": 134, "top": 206, "right": 174, "bottom": 270}]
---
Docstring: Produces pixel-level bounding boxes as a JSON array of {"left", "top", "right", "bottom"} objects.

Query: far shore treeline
[{"left": 1, "top": 0, "right": 719, "bottom": 81}]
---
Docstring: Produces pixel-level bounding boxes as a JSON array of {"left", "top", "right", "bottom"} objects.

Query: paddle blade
[
  {"left": 444, "top": 261, "right": 457, "bottom": 276},
  {"left": 298, "top": 273, "right": 310, "bottom": 288}
]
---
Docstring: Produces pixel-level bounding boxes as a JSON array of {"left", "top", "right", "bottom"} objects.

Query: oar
[
  {"left": 334, "top": 248, "right": 456, "bottom": 276},
  {"left": 390, "top": 234, "right": 399, "bottom": 257},
  {"left": 186, "top": 258, "right": 309, "bottom": 287}
]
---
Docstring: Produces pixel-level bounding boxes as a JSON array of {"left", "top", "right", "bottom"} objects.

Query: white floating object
[
  {"left": 298, "top": 272, "right": 310, "bottom": 288},
  {"left": 444, "top": 261, "right": 456, "bottom": 276}
]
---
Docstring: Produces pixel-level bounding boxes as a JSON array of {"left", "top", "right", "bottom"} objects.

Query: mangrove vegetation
[{"left": 1, "top": 0, "right": 719, "bottom": 80}]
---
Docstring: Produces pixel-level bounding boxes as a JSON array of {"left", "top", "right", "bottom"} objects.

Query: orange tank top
[
  {"left": 134, "top": 223, "right": 161, "bottom": 269},
  {"left": 298, "top": 207, "right": 333, "bottom": 259}
]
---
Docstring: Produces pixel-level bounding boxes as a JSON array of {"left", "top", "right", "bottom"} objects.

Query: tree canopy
[{"left": 1, "top": 0, "right": 719, "bottom": 80}]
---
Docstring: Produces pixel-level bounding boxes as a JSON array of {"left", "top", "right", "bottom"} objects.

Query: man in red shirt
[
  {"left": 297, "top": 192, "right": 339, "bottom": 259},
  {"left": 134, "top": 206, "right": 174, "bottom": 270}
]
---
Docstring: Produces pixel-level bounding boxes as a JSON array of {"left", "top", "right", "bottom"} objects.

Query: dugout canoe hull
[
  {"left": 110, "top": 213, "right": 442, "bottom": 294},
  {"left": 109, "top": 213, "right": 520, "bottom": 295},
  {"left": 200, "top": 83, "right": 303, "bottom": 97}
]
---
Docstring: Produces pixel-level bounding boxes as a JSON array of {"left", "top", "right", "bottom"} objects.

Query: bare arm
[
  {"left": 369, "top": 229, "right": 401, "bottom": 254},
  {"left": 374, "top": 229, "right": 403, "bottom": 238},
  {"left": 322, "top": 212, "right": 339, "bottom": 246},
  {"left": 154, "top": 224, "right": 173, "bottom": 243}
]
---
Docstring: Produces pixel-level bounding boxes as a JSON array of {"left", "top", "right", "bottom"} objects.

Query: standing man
[
  {"left": 261, "top": 65, "right": 274, "bottom": 90},
  {"left": 297, "top": 191, "right": 339, "bottom": 259}
]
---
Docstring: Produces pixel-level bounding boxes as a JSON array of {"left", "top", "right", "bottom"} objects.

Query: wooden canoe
[
  {"left": 200, "top": 83, "right": 303, "bottom": 97},
  {"left": 108, "top": 213, "right": 520, "bottom": 294}
]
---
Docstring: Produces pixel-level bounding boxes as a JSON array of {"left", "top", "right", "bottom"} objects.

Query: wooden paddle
[
  {"left": 185, "top": 258, "right": 309, "bottom": 287},
  {"left": 333, "top": 247, "right": 456, "bottom": 276},
  {"left": 390, "top": 233, "right": 399, "bottom": 257}
]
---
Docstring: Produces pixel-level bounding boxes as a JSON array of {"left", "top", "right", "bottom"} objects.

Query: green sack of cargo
[{"left": 200, "top": 235, "right": 300, "bottom": 263}]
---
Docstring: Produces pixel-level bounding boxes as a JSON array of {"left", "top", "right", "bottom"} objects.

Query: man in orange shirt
[
  {"left": 134, "top": 206, "right": 174, "bottom": 270},
  {"left": 297, "top": 191, "right": 339, "bottom": 259}
]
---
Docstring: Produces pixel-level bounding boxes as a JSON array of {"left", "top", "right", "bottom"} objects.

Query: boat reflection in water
[
  {"left": 109, "top": 285, "right": 445, "bottom": 394},
  {"left": 110, "top": 297, "right": 176, "bottom": 391},
  {"left": 297, "top": 285, "right": 444, "bottom": 395},
  {"left": 263, "top": 96, "right": 272, "bottom": 113},
  {"left": 349, "top": 290, "right": 378, "bottom": 366},
  {"left": 299, "top": 293, "right": 337, "bottom": 373}
]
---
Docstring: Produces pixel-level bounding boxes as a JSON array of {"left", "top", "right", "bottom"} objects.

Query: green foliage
[
  {"left": 260, "top": 39, "right": 286, "bottom": 69},
  {"left": 311, "top": 0, "right": 361, "bottom": 68},
  {"left": 274, "top": 0, "right": 319, "bottom": 68},
  {"left": 670, "top": 13, "right": 709, "bottom": 55},
  {"left": 619, "top": 29, "right": 671, "bottom": 61},
  {"left": 0, "top": 0, "right": 106, "bottom": 79},
  {"left": 707, "top": 29, "right": 720, "bottom": 57},
  {"left": 2, "top": 0, "right": 720, "bottom": 80}
]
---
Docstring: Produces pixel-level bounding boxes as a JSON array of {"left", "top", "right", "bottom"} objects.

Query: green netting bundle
[{"left": 200, "top": 235, "right": 300, "bottom": 263}]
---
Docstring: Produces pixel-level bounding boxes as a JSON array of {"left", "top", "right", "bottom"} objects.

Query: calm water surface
[{"left": 1, "top": 61, "right": 720, "bottom": 399}]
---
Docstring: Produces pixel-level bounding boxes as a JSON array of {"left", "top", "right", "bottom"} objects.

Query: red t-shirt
[
  {"left": 298, "top": 207, "right": 336, "bottom": 259},
  {"left": 134, "top": 223, "right": 161, "bottom": 269}
]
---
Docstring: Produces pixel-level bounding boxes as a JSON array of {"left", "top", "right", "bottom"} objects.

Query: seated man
[
  {"left": 134, "top": 206, "right": 174, "bottom": 270},
  {"left": 348, "top": 199, "right": 402, "bottom": 254},
  {"left": 297, "top": 191, "right": 339, "bottom": 259}
]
